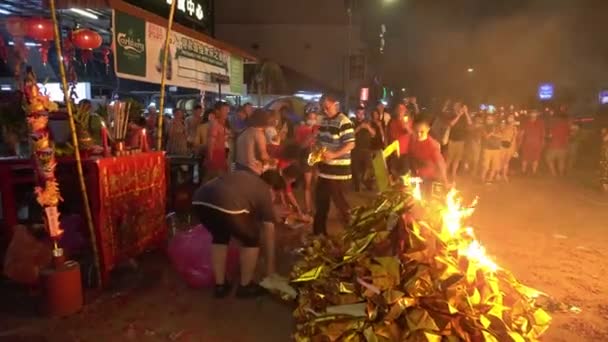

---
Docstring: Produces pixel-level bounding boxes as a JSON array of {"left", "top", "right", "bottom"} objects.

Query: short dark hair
[
  {"left": 193, "top": 104, "right": 203, "bottom": 111},
  {"left": 322, "top": 94, "right": 339, "bottom": 104},
  {"left": 260, "top": 170, "right": 286, "bottom": 191},
  {"left": 202, "top": 109, "right": 215, "bottom": 123},
  {"left": 135, "top": 116, "right": 147, "bottom": 127},
  {"left": 215, "top": 102, "right": 229, "bottom": 110},
  {"left": 413, "top": 117, "right": 432, "bottom": 127}
]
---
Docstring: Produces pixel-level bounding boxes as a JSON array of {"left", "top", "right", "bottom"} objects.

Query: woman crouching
[{"left": 192, "top": 170, "right": 285, "bottom": 298}]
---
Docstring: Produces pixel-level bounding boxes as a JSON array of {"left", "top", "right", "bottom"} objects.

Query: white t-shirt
[{"left": 265, "top": 127, "right": 280, "bottom": 145}]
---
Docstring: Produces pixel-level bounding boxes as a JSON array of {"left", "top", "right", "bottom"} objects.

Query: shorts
[
  {"left": 481, "top": 149, "right": 502, "bottom": 172},
  {"left": 299, "top": 146, "right": 314, "bottom": 172},
  {"left": 446, "top": 140, "right": 466, "bottom": 163},
  {"left": 546, "top": 148, "right": 567, "bottom": 164},
  {"left": 193, "top": 205, "right": 259, "bottom": 247}
]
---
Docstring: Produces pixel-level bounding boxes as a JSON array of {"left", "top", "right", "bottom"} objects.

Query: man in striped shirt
[{"left": 313, "top": 95, "right": 356, "bottom": 235}]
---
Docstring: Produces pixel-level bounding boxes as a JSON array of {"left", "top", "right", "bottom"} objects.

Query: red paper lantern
[
  {"left": 71, "top": 28, "right": 102, "bottom": 50},
  {"left": 72, "top": 28, "right": 102, "bottom": 65},
  {"left": 28, "top": 18, "right": 54, "bottom": 42},
  {"left": 5, "top": 17, "right": 28, "bottom": 38}
]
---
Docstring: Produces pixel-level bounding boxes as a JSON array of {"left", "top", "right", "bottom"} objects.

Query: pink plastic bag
[{"left": 168, "top": 225, "right": 240, "bottom": 288}]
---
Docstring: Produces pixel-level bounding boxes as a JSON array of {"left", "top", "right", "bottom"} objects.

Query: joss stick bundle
[{"left": 106, "top": 101, "right": 131, "bottom": 141}]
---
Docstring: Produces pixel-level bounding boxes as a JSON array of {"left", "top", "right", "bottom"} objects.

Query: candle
[
  {"left": 101, "top": 123, "right": 109, "bottom": 157},
  {"left": 141, "top": 128, "right": 148, "bottom": 152}
]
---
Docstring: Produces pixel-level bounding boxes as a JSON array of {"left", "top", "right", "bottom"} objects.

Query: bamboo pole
[
  {"left": 156, "top": 0, "right": 178, "bottom": 151},
  {"left": 49, "top": 0, "right": 102, "bottom": 287}
]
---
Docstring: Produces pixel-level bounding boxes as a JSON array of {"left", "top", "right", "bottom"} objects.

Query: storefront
[
  {"left": 0, "top": 0, "right": 255, "bottom": 287},
  {"left": 109, "top": 0, "right": 253, "bottom": 99}
]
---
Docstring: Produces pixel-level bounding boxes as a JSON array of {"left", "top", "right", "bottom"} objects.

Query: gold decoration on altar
[{"left": 23, "top": 67, "right": 64, "bottom": 240}]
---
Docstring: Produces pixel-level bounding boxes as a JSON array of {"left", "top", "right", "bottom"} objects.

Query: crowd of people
[{"left": 123, "top": 94, "right": 600, "bottom": 299}]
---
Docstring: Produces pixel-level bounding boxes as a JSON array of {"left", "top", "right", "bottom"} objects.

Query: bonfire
[{"left": 280, "top": 179, "right": 575, "bottom": 342}]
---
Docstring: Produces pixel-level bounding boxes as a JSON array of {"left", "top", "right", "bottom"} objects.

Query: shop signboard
[
  {"left": 123, "top": 0, "right": 214, "bottom": 36},
  {"left": 229, "top": 55, "right": 244, "bottom": 95},
  {"left": 114, "top": 11, "right": 147, "bottom": 77},
  {"left": 113, "top": 10, "right": 243, "bottom": 95}
]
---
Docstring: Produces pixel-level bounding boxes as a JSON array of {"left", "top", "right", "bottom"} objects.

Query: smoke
[{"left": 381, "top": 0, "right": 608, "bottom": 103}]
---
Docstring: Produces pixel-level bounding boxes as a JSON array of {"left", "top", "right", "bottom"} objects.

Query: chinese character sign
[{"left": 128, "top": 0, "right": 212, "bottom": 35}]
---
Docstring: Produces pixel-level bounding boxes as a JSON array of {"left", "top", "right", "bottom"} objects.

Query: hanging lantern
[
  {"left": 28, "top": 18, "right": 54, "bottom": 42},
  {"left": 0, "top": 37, "right": 8, "bottom": 64},
  {"left": 6, "top": 17, "right": 28, "bottom": 38},
  {"left": 72, "top": 28, "right": 102, "bottom": 65},
  {"left": 62, "top": 32, "right": 74, "bottom": 67},
  {"left": 28, "top": 18, "right": 54, "bottom": 66},
  {"left": 101, "top": 46, "right": 111, "bottom": 74}
]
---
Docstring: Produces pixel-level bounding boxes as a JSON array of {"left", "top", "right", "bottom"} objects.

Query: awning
[{"left": 108, "top": 0, "right": 257, "bottom": 62}]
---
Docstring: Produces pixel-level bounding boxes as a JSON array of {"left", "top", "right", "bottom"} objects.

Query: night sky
[{"left": 360, "top": 0, "right": 608, "bottom": 104}]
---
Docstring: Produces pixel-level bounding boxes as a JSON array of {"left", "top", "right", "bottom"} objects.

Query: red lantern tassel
[
  {"left": 39, "top": 41, "right": 50, "bottom": 66},
  {"left": 81, "top": 49, "right": 93, "bottom": 66},
  {"left": 102, "top": 47, "right": 111, "bottom": 74},
  {"left": 0, "top": 37, "right": 8, "bottom": 63}
]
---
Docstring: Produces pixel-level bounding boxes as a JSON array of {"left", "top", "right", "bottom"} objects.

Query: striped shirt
[{"left": 317, "top": 113, "right": 355, "bottom": 180}]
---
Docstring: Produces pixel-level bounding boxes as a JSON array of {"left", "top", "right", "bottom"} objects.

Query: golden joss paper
[
  {"left": 307, "top": 146, "right": 327, "bottom": 166},
  {"left": 284, "top": 181, "right": 568, "bottom": 341}
]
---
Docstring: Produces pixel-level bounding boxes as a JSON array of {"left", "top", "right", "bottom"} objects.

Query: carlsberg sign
[
  {"left": 117, "top": 33, "right": 145, "bottom": 54},
  {"left": 114, "top": 11, "right": 147, "bottom": 77}
]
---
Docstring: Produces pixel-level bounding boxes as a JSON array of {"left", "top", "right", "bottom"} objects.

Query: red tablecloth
[
  {"left": 0, "top": 152, "right": 167, "bottom": 286},
  {"left": 94, "top": 152, "right": 167, "bottom": 284}
]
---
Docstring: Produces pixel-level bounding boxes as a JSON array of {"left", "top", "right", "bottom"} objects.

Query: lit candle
[
  {"left": 101, "top": 122, "right": 109, "bottom": 157},
  {"left": 141, "top": 128, "right": 148, "bottom": 152}
]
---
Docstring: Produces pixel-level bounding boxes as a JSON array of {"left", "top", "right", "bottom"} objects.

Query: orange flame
[{"left": 441, "top": 189, "right": 498, "bottom": 272}]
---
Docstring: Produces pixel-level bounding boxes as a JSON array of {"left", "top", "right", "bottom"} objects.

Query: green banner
[
  {"left": 114, "top": 11, "right": 147, "bottom": 77},
  {"left": 230, "top": 55, "right": 244, "bottom": 95}
]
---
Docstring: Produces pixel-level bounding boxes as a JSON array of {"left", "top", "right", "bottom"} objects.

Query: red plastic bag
[
  {"left": 168, "top": 225, "right": 240, "bottom": 288},
  {"left": 3, "top": 225, "right": 52, "bottom": 285}
]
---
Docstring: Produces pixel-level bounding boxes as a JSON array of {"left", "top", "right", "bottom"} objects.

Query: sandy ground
[{"left": 1, "top": 176, "right": 607, "bottom": 341}]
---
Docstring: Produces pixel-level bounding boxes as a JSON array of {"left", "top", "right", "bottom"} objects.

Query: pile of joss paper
[{"left": 286, "top": 181, "right": 562, "bottom": 342}]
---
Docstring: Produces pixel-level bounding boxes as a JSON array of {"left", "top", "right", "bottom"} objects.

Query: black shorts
[
  {"left": 299, "top": 147, "right": 314, "bottom": 172},
  {"left": 193, "top": 205, "right": 260, "bottom": 247}
]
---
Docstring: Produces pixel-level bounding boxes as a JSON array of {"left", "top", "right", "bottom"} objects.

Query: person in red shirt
[
  {"left": 294, "top": 110, "right": 319, "bottom": 214},
  {"left": 409, "top": 119, "right": 449, "bottom": 191},
  {"left": 206, "top": 102, "right": 229, "bottom": 180},
  {"left": 519, "top": 110, "right": 545, "bottom": 176},
  {"left": 545, "top": 112, "right": 570, "bottom": 176},
  {"left": 387, "top": 103, "right": 413, "bottom": 177}
]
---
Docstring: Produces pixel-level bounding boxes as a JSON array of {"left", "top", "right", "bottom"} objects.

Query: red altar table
[{"left": 0, "top": 152, "right": 167, "bottom": 286}]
